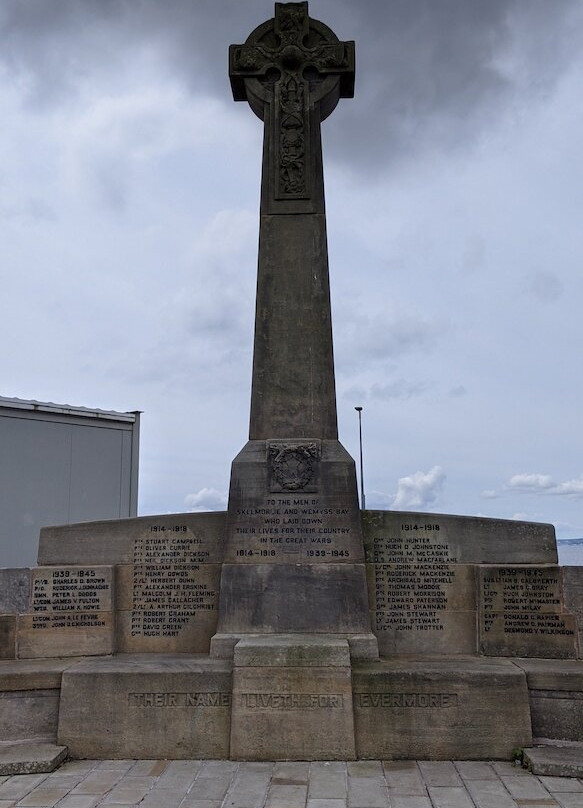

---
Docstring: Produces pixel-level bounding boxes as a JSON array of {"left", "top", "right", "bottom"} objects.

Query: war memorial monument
[{"left": 1, "top": 3, "right": 583, "bottom": 770}]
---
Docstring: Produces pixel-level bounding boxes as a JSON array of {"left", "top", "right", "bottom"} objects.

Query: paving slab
[
  {"left": 0, "top": 744, "right": 67, "bottom": 776},
  {"left": 0, "top": 757, "right": 581, "bottom": 807},
  {"left": 524, "top": 747, "right": 583, "bottom": 778}
]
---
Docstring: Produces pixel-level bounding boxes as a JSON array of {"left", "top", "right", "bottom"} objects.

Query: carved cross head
[
  {"left": 230, "top": 3, "right": 354, "bottom": 113},
  {"left": 229, "top": 3, "right": 355, "bottom": 206}
]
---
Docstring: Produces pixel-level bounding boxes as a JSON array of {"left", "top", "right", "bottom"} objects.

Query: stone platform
[
  {"left": 1, "top": 509, "right": 583, "bottom": 761},
  {"left": 7, "top": 650, "right": 583, "bottom": 761},
  {"left": 1, "top": 757, "right": 582, "bottom": 807}
]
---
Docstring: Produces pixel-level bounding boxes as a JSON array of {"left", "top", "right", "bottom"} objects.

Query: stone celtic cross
[{"left": 230, "top": 1, "right": 355, "bottom": 213}]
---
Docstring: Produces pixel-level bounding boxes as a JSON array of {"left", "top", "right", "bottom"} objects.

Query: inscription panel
[
  {"left": 38, "top": 511, "right": 226, "bottom": 566},
  {"left": 352, "top": 660, "right": 532, "bottom": 759},
  {"left": 366, "top": 560, "right": 476, "bottom": 654},
  {"left": 362, "top": 510, "right": 557, "bottom": 565},
  {"left": 224, "top": 441, "right": 364, "bottom": 564},
  {"left": 479, "top": 566, "right": 577, "bottom": 658},
  {"left": 30, "top": 567, "right": 113, "bottom": 613},
  {"left": 17, "top": 566, "right": 114, "bottom": 658},
  {"left": 115, "top": 534, "right": 221, "bottom": 652},
  {"left": 230, "top": 666, "right": 355, "bottom": 760},
  {"left": 229, "top": 494, "right": 359, "bottom": 562}
]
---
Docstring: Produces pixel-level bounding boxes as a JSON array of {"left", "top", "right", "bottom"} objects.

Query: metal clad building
[{"left": 0, "top": 396, "right": 140, "bottom": 567}]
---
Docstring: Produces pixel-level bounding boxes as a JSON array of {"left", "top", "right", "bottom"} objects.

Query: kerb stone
[{"left": 0, "top": 743, "right": 67, "bottom": 775}]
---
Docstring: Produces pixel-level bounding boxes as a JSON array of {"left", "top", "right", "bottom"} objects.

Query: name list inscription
[
  {"left": 372, "top": 563, "right": 456, "bottom": 633},
  {"left": 481, "top": 567, "right": 574, "bottom": 638},
  {"left": 367, "top": 524, "right": 464, "bottom": 635},
  {"left": 30, "top": 567, "right": 112, "bottom": 631},
  {"left": 130, "top": 534, "right": 217, "bottom": 638}
]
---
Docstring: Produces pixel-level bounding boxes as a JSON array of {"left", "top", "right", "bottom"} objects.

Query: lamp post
[{"left": 355, "top": 406, "right": 365, "bottom": 510}]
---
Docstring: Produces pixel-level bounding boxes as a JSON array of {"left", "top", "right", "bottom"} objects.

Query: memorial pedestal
[{"left": 230, "top": 636, "right": 356, "bottom": 761}]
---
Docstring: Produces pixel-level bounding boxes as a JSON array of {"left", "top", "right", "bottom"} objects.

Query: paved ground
[{"left": 0, "top": 759, "right": 582, "bottom": 808}]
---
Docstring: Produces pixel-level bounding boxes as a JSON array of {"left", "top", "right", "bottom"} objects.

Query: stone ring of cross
[{"left": 230, "top": 1, "right": 355, "bottom": 124}]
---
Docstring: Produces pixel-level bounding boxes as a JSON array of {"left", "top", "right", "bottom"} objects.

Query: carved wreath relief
[
  {"left": 268, "top": 442, "right": 320, "bottom": 491},
  {"left": 230, "top": 2, "right": 352, "bottom": 201}
]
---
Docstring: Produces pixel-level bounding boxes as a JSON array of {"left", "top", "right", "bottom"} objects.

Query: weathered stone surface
[
  {"left": 563, "top": 566, "right": 583, "bottom": 658},
  {"left": 0, "top": 656, "right": 81, "bottom": 691},
  {"left": 17, "top": 612, "right": 114, "bottom": 658},
  {"left": 367, "top": 563, "right": 476, "bottom": 654},
  {"left": 58, "top": 654, "right": 232, "bottom": 759},
  {"left": 352, "top": 657, "right": 532, "bottom": 759},
  {"left": 38, "top": 511, "right": 226, "bottom": 566},
  {"left": 362, "top": 511, "right": 557, "bottom": 565},
  {"left": 216, "top": 563, "right": 371, "bottom": 635},
  {"left": 221, "top": 5, "right": 373, "bottom": 651},
  {"left": 0, "top": 690, "right": 60, "bottom": 743},
  {"left": 224, "top": 441, "right": 363, "bottom": 564},
  {"left": 115, "top": 562, "right": 221, "bottom": 653},
  {"left": 478, "top": 566, "right": 577, "bottom": 658},
  {"left": 0, "top": 615, "right": 16, "bottom": 659},
  {"left": 523, "top": 746, "right": 583, "bottom": 777},
  {"left": 17, "top": 565, "right": 114, "bottom": 659},
  {"left": 0, "top": 743, "right": 67, "bottom": 775},
  {"left": 211, "top": 631, "right": 379, "bottom": 662},
  {"left": 513, "top": 658, "right": 583, "bottom": 742},
  {"left": 233, "top": 634, "right": 351, "bottom": 667},
  {"left": 230, "top": 638, "right": 355, "bottom": 760},
  {"left": 513, "top": 657, "right": 583, "bottom": 690},
  {"left": 30, "top": 566, "right": 114, "bottom": 612},
  {"left": 0, "top": 568, "right": 30, "bottom": 613}
]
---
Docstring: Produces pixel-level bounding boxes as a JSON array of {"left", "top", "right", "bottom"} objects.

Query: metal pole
[{"left": 355, "top": 406, "right": 365, "bottom": 510}]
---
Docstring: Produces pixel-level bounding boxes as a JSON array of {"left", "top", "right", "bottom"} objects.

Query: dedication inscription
[
  {"left": 226, "top": 442, "right": 362, "bottom": 564},
  {"left": 478, "top": 566, "right": 577, "bottom": 658}
]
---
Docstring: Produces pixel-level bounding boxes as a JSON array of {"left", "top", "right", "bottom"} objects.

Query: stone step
[
  {"left": 524, "top": 745, "right": 583, "bottom": 777},
  {"left": 0, "top": 743, "right": 67, "bottom": 775}
]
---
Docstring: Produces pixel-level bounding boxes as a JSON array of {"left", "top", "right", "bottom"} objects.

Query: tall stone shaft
[
  {"left": 229, "top": 1, "right": 355, "bottom": 439},
  {"left": 214, "top": 4, "right": 376, "bottom": 655}
]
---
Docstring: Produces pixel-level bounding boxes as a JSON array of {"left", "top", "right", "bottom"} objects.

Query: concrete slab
[
  {"left": 524, "top": 746, "right": 583, "bottom": 777},
  {"left": 0, "top": 744, "right": 67, "bottom": 775}
]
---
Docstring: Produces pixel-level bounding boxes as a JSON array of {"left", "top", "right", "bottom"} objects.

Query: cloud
[
  {"left": 507, "top": 473, "right": 583, "bottom": 497},
  {"left": 370, "top": 379, "right": 428, "bottom": 401},
  {"left": 524, "top": 270, "right": 563, "bottom": 303},
  {"left": 391, "top": 466, "right": 446, "bottom": 510},
  {"left": 337, "top": 309, "right": 445, "bottom": 372},
  {"left": 508, "top": 473, "right": 554, "bottom": 491},
  {"left": 480, "top": 489, "right": 499, "bottom": 499},
  {"left": 2, "top": 0, "right": 578, "bottom": 174},
  {"left": 184, "top": 487, "right": 227, "bottom": 512}
]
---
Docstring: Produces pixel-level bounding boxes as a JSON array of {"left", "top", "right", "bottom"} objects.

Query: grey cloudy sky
[{"left": 1, "top": 0, "right": 583, "bottom": 539}]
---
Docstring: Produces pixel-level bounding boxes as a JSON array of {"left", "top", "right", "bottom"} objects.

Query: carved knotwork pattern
[
  {"left": 269, "top": 443, "right": 320, "bottom": 490},
  {"left": 276, "top": 4, "right": 306, "bottom": 46},
  {"left": 231, "top": 2, "right": 352, "bottom": 200},
  {"left": 279, "top": 74, "right": 305, "bottom": 194}
]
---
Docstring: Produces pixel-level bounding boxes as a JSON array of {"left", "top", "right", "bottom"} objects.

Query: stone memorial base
[
  {"left": 230, "top": 635, "right": 355, "bottom": 761},
  {"left": 1, "top": 509, "right": 582, "bottom": 761},
  {"left": 352, "top": 656, "right": 532, "bottom": 760},
  {"left": 57, "top": 654, "right": 232, "bottom": 759}
]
